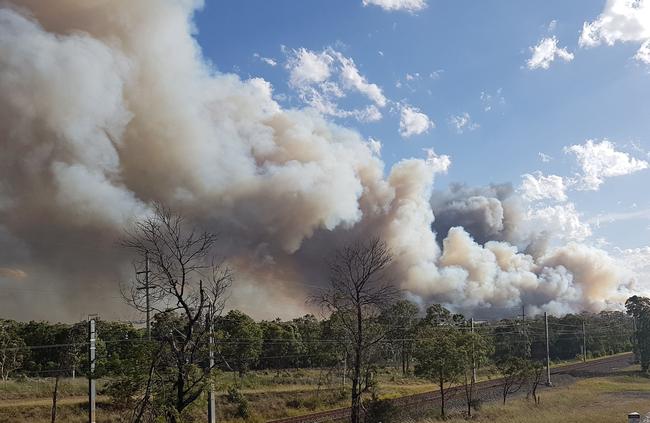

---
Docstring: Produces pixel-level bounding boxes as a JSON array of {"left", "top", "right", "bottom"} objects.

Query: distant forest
[{"left": 0, "top": 304, "right": 633, "bottom": 381}]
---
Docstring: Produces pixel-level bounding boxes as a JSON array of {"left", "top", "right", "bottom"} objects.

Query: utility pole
[
  {"left": 582, "top": 320, "right": 587, "bottom": 363},
  {"left": 544, "top": 312, "right": 552, "bottom": 386},
  {"left": 206, "top": 303, "right": 215, "bottom": 423},
  {"left": 88, "top": 315, "right": 97, "bottom": 423},
  {"left": 136, "top": 252, "right": 151, "bottom": 340},
  {"left": 521, "top": 305, "right": 529, "bottom": 358},
  {"left": 471, "top": 317, "right": 477, "bottom": 384}
]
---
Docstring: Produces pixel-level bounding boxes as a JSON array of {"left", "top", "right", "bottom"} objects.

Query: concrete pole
[
  {"left": 544, "top": 312, "right": 552, "bottom": 386},
  {"left": 471, "top": 318, "right": 477, "bottom": 384},
  {"left": 145, "top": 252, "right": 150, "bottom": 340},
  {"left": 582, "top": 320, "right": 587, "bottom": 363},
  {"left": 207, "top": 304, "right": 215, "bottom": 423},
  {"left": 88, "top": 317, "right": 96, "bottom": 423}
]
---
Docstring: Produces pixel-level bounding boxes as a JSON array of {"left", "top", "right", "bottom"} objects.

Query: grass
[
  {"left": 404, "top": 368, "right": 650, "bottom": 423},
  {"left": 1, "top": 356, "right": 640, "bottom": 423}
]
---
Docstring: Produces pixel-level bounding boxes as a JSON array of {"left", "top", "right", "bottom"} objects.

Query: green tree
[
  {"left": 0, "top": 320, "right": 26, "bottom": 381},
  {"left": 259, "top": 319, "right": 301, "bottom": 372},
  {"left": 218, "top": 310, "right": 262, "bottom": 376},
  {"left": 626, "top": 295, "right": 650, "bottom": 372},
  {"left": 496, "top": 356, "right": 529, "bottom": 404},
  {"left": 460, "top": 331, "right": 491, "bottom": 417},
  {"left": 380, "top": 300, "right": 419, "bottom": 375},
  {"left": 413, "top": 324, "right": 465, "bottom": 419}
]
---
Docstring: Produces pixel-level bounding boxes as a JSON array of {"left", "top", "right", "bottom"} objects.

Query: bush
[
  {"left": 226, "top": 386, "right": 244, "bottom": 403},
  {"left": 236, "top": 398, "right": 250, "bottom": 419},
  {"left": 285, "top": 398, "right": 302, "bottom": 409},
  {"left": 363, "top": 395, "right": 395, "bottom": 423},
  {"left": 226, "top": 385, "right": 250, "bottom": 419},
  {"left": 301, "top": 396, "right": 321, "bottom": 410}
]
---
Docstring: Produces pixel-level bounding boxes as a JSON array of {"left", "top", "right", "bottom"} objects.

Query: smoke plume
[{"left": 0, "top": 0, "right": 638, "bottom": 321}]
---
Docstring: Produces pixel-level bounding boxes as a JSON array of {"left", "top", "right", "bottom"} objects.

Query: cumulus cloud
[
  {"left": 519, "top": 172, "right": 567, "bottom": 202},
  {"left": 424, "top": 148, "right": 451, "bottom": 174},
  {"left": 449, "top": 112, "right": 479, "bottom": 134},
  {"left": 527, "top": 36, "right": 574, "bottom": 70},
  {"left": 399, "top": 104, "right": 433, "bottom": 137},
  {"left": 565, "top": 139, "right": 649, "bottom": 190},
  {"left": 580, "top": 0, "right": 650, "bottom": 64},
  {"left": 362, "top": 0, "right": 427, "bottom": 12},
  {"left": 284, "top": 47, "right": 386, "bottom": 122}
]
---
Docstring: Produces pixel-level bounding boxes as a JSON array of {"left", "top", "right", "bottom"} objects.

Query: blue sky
[{"left": 195, "top": 0, "right": 650, "bottom": 251}]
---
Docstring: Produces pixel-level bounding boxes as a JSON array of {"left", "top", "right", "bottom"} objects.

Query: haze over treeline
[{"left": 0, "top": 0, "right": 644, "bottom": 321}]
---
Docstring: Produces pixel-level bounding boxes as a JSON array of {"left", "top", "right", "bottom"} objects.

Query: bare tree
[
  {"left": 121, "top": 204, "right": 232, "bottom": 423},
  {"left": 313, "top": 238, "right": 399, "bottom": 423}
]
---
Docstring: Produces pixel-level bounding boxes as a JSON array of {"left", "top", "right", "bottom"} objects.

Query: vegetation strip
[{"left": 266, "top": 353, "right": 633, "bottom": 423}]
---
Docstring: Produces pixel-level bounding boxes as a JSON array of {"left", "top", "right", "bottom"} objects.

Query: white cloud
[
  {"left": 424, "top": 148, "right": 451, "bottom": 174},
  {"left": 284, "top": 47, "right": 387, "bottom": 122},
  {"left": 448, "top": 112, "right": 479, "bottom": 134},
  {"left": 527, "top": 36, "right": 574, "bottom": 70},
  {"left": 287, "top": 48, "right": 333, "bottom": 88},
  {"left": 253, "top": 53, "right": 277, "bottom": 67},
  {"left": 565, "top": 139, "right": 649, "bottom": 190},
  {"left": 362, "top": 0, "right": 427, "bottom": 12},
  {"left": 519, "top": 172, "right": 568, "bottom": 202},
  {"left": 539, "top": 152, "right": 552, "bottom": 162},
  {"left": 580, "top": 0, "right": 650, "bottom": 64},
  {"left": 399, "top": 104, "right": 433, "bottom": 138},
  {"left": 335, "top": 52, "right": 387, "bottom": 107},
  {"left": 547, "top": 19, "right": 558, "bottom": 32},
  {"left": 635, "top": 40, "right": 650, "bottom": 64}
]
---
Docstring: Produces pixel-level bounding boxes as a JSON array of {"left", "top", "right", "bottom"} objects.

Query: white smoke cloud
[{"left": 0, "top": 0, "right": 643, "bottom": 321}]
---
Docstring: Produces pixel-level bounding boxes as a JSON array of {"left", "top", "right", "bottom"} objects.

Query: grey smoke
[{"left": 0, "top": 1, "right": 638, "bottom": 321}]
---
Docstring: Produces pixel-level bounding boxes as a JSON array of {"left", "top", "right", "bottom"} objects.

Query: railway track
[{"left": 267, "top": 352, "right": 633, "bottom": 423}]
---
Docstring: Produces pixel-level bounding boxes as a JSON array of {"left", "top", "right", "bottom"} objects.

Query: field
[
  {"left": 402, "top": 368, "right": 650, "bottom": 423},
  {"left": 0, "top": 356, "right": 643, "bottom": 423},
  {"left": 0, "top": 367, "right": 441, "bottom": 423}
]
